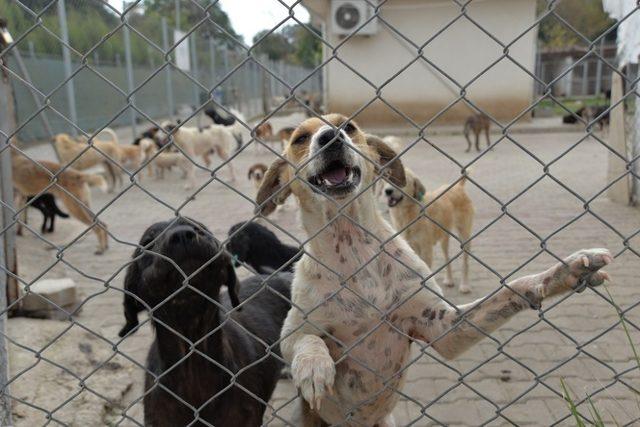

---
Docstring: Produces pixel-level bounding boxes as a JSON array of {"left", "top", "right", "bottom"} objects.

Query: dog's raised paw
[
  {"left": 291, "top": 352, "right": 335, "bottom": 411},
  {"left": 545, "top": 248, "right": 612, "bottom": 297}
]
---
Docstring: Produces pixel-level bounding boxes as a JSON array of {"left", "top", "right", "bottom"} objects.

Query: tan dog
[
  {"left": 11, "top": 149, "right": 109, "bottom": 254},
  {"left": 152, "top": 152, "right": 191, "bottom": 180},
  {"left": 247, "top": 163, "right": 268, "bottom": 191},
  {"left": 464, "top": 113, "right": 491, "bottom": 152},
  {"left": 256, "top": 113, "right": 612, "bottom": 426},
  {"left": 54, "top": 132, "right": 121, "bottom": 191},
  {"left": 385, "top": 169, "right": 474, "bottom": 293},
  {"left": 116, "top": 138, "right": 154, "bottom": 181}
]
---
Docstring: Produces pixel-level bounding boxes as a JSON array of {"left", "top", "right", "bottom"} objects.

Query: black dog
[
  {"left": 118, "top": 217, "right": 291, "bottom": 426},
  {"left": 204, "top": 106, "right": 236, "bottom": 126},
  {"left": 26, "top": 193, "right": 69, "bottom": 234},
  {"left": 227, "top": 221, "right": 301, "bottom": 274}
]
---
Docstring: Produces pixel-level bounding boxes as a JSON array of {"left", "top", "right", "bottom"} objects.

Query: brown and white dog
[
  {"left": 11, "top": 149, "right": 109, "bottom": 254},
  {"left": 385, "top": 169, "right": 474, "bottom": 293},
  {"left": 54, "top": 132, "right": 121, "bottom": 192},
  {"left": 161, "top": 121, "right": 236, "bottom": 188},
  {"left": 256, "top": 113, "right": 612, "bottom": 426},
  {"left": 247, "top": 163, "right": 268, "bottom": 191}
]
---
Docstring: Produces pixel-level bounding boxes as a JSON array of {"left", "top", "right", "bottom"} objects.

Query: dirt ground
[{"left": 6, "top": 118, "right": 640, "bottom": 426}]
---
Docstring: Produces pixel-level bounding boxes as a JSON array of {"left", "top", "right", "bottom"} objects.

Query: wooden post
[{"left": 606, "top": 72, "right": 630, "bottom": 204}]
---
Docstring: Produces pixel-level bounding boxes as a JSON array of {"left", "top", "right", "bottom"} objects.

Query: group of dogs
[
  {"left": 111, "top": 113, "right": 611, "bottom": 426},
  {"left": 11, "top": 105, "right": 292, "bottom": 254}
]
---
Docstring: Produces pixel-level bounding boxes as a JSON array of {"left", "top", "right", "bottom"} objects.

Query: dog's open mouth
[
  {"left": 308, "top": 161, "right": 361, "bottom": 197},
  {"left": 387, "top": 194, "right": 403, "bottom": 207}
]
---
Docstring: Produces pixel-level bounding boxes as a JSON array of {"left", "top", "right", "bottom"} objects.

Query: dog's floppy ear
[
  {"left": 225, "top": 259, "right": 241, "bottom": 309},
  {"left": 118, "top": 256, "right": 145, "bottom": 337},
  {"left": 255, "top": 158, "right": 292, "bottom": 216},
  {"left": 366, "top": 134, "right": 406, "bottom": 187},
  {"left": 412, "top": 176, "right": 426, "bottom": 201}
]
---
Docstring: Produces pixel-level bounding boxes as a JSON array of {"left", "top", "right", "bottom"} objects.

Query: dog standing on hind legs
[
  {"left": 464, "top": 113, "right": 491, "bottom": 152},
  {"left": 256, "top": 113, "right": 613, "bottom": 426}
]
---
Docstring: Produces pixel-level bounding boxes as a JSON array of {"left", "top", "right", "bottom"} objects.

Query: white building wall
[{"left": 305, "top": 0, "right": 538, "bottom": 126}]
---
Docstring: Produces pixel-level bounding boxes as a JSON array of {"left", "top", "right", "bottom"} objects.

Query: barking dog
[
  {"left": 24, "top": 193, "right": 69, "bottom": 235},
  {"left": 247, "top": 163, "right": 268, "bottom": 191},
  {"left": 161, "top": 121, "right": 237, "bottom": 188},
  {"left": 227, "top": 221, "right": 301, "bottom": 274},
  {"left": 117, "top": 218, "right": 291, "bottom": 426},
  {"left": 385, "top": 169, "right": 475, "bottom": 293},
  {"left": 12, "top": 149, "right": 109, "bottom": 254},
  {"left": 255, "top": 113, "right": 612, "bottom": 426},
  {"left": 463, "top": 113, "right": 491, "bottom": 152}
]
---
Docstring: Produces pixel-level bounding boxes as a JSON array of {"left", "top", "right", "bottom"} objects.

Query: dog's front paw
[
  {"left": 542, "top": 248, "right": 612, "bottom": 298},
  {"left": 291, "top": 352, "right": 335, "bottom": 411}
]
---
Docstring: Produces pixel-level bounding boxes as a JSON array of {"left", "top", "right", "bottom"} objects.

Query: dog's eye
[
  {"left": 293, "top": 133, "right": 309, "bottom": 145},
  {"left": 343, "top": 123, "right": 356, "bottom": 134}
]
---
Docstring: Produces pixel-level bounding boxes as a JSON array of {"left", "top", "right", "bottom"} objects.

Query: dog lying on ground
[
  {"left": 247, "top": 163, "right": 268, "bottom": 191},
  {"left": 563, "top": 105, "right": 610, "bottom": 130},
  {"left": 23, "top": 193, "right": 69, "bottom": 235},
  {"left": 117, "top": 217, "right": 291, "bottom": 426},
  {"left": 54, "top": 131, "right": 121, "bottom": 192},
  {"left": 226, "top": 221, "right": 301, "bottom": 274},
  {"left": 464, "top": 113, "right": 491, "bottom": 152},
  {"left": 204, "top": 106, "right": 246, "bottom": 150},
  {"left": 385, "top": 169, "right": 474, "bottom": 293},
  {"left": 256, "top": 113, "right": 612, "bottom": 426},
  {"left": 161, "top": 121, "right": 237, "bottom": 188},
  {"left": 12, "top": 149, "right": 109, "bottom": 254}
]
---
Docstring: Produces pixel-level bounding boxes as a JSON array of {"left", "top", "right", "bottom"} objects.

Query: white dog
[
  {"left": 160, "top": 121, "right": 237, "bottom": 189},
  {"left": 256, "top": 114, "right": 613, "bottom": 426}
]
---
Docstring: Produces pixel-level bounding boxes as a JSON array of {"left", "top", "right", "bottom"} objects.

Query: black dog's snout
[
  {"left": 167, "top": 226, "right": 197, "bottom": 245},
  {"left": 317, "top": 129, "right": 344, "bottom": 150},
  {"left": 384, "top": 188, "right": 393, "bottom": 196}
]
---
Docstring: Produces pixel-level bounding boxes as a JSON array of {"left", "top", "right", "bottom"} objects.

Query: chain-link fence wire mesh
[{"left": 0, "top": 0, "right": 639, "bottom": 425}]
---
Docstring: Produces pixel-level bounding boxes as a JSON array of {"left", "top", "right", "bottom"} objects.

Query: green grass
[
  {"left": 535, "top": 96, "right": 610, "bottom": 116},
  {"left": 559, "top": 284, "right": 640, "bottom": 426}
]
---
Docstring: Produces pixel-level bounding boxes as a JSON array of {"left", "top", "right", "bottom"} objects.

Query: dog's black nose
[
  {"left": 384, "top": 188, "right": 393, "bottom": 196},
  {"left": 317, "top": 129, "right": 343, "bottom": 150},
  {"left": 167, "top": 226, "right": 197, "bottom": 245}
]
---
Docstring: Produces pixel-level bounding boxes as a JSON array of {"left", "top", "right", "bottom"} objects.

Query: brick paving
[{"left": 6, "top": 123, "right": 640, "bottom": 426}]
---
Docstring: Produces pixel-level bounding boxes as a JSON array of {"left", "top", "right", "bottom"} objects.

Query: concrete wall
[{"left": 305, "top": 0, "right": 538, "bottom": 126}]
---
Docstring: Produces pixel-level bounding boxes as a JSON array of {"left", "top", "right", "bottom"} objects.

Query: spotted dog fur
[{"left": 256, "top": 113, "right": 612, "bottom": 426}]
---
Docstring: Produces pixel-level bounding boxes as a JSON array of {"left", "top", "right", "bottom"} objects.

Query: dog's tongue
[{"left": 322, "top": 167, "right": 347, "bottom": 185}]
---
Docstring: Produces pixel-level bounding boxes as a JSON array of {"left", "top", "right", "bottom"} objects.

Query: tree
[
  {"left": 251, "top": 23, "right": 322, "bottom": 67},
  {"left": 537, "top": 0, "right": 616, "bottom": 47}
]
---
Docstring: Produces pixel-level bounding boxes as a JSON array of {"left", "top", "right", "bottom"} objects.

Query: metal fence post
[
  {"left": 56, "top": 0, "right": 77, "bottom": 135},
  {"left": 595, "top": 38, "right": 604, "bottom": 96},
  {"left": 0, "top": 54, "right": 18, "bottom": 427},
  {"left": 123, "top": 3, "right": 137, "bottom": 136},
  {"left": 208, "top": 37, "right": 216, "bottom": 89},
  {"left": 162, "top": 18, "right": 174, "bottom": 119},
  {"left": 190, "top": 35, "right": 200, "bottom": 126}
]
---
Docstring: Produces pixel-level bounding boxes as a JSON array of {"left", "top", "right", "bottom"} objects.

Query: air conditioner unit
[{"left": 331, "top": 0, "right": 378, "bottom": 37}]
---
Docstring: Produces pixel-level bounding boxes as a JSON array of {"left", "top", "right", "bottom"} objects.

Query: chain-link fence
[{"left": 0, "top": 0, "right": 639, "bottom": 426}]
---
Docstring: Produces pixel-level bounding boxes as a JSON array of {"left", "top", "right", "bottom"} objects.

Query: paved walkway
[{"left": 6, "top": 126, "right": 640, "bottom": 426}]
